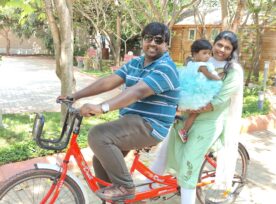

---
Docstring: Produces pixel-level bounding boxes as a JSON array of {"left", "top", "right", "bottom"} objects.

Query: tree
[
  {"left": 121, "top": 0, "right": 199, "bottom": 29},
  {"left": 73, "top": 0, "right": 200, "bottom": 67},
  {"left": 0, "top": 0, "right": 52, "bottom": 55},
  {"left": 0, "top": 6, "right": 22, "bottom": 55},
  {"left": 74, "top": 0, "right": 123, "bottom": 68},
  {"left": 74, "top": 0, "right": 141, "bottom": 67},
  {"left": 44, "top": 0, "right": 75, "bottom": 118},
  {"left": 220, "top": 0, "right": 229, "bottom": 29},
  {"left": 218, "top": 0, "right": 247, "bottom": 32},
  {"left": 1, "top": 0, "right": 74, "bottom": 119},
  {"left": 245, "top": 0, "right": 276, "bottom": 83},
  {"left": 191, "top": 0, "right": 218, "bottom": 38},
  {"left": 231, "top": 0, "right": 247, "bottom": 32}
]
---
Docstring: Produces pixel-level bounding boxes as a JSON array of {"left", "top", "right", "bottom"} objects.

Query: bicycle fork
[{"left": 40, "top": 161, "right": 69, "bottom": 204}]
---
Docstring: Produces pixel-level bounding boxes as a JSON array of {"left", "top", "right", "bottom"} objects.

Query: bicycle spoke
[
  {"left": 0, "top": 169, "right": 85, "bottom": 204},
  {"left": 196, "top": 145, "right": 248, "bottom": 204}
]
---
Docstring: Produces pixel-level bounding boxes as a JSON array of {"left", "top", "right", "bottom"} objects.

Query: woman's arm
[{"left": 187, "top": 67, "right": 242, "bottom": 114}]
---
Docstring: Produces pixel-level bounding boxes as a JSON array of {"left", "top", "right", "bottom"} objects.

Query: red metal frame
[{"left": 40, "top": 132, "right": 216, "bottom": 204}]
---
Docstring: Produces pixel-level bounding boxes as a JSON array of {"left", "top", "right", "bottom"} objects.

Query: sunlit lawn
[{"left": 0, "top": 111, "right": 118, "bottom": 165}]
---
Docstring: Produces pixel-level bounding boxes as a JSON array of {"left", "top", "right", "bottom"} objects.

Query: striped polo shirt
[{"left": 115, "top": 52, "right": 179, "bottom": 141}]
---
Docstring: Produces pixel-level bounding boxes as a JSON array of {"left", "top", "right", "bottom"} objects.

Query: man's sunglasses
[{"left": 143, "top": 34, "right": 165, "bottom": 45}]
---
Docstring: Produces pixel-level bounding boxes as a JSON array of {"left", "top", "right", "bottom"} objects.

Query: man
[{"left": 62, "top": 22, "right": 179, "bottom": 201}]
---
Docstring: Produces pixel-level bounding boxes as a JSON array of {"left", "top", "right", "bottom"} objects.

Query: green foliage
[
  {"left": 243, "top": 86, "right": 261, "bottom": 97},
  {"left": 242, "top": 86, "right": 271, "bottom": 117},
  {"left": 0, "top": 0, "right": 9, "bottom": 6},
  {"left": 243, "top": 95, "right": 270, "bottom": 118},
  {"left": 0, "top": 111, "right": 119, "bottom": 165},
  {"left": 0, "top": 0, "right": 53, "bottom": 54},
  {"left": 74, "top": 47, "right": 87, "bottom": 57},
  {"left": 80, "top": 60, "right": 113, "bottom": 77}
]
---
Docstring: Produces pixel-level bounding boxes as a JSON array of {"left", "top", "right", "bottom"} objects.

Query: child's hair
[{"left": 191, "top": 39, "right": 212, "bottom": 56}]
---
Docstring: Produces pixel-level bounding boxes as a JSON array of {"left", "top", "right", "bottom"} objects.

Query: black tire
[
  {"left": 196, "top": 143, "right": 249, "bottom": 204},
  {"left": 0, "top": 168, "right": 85, "bottom": 204}
]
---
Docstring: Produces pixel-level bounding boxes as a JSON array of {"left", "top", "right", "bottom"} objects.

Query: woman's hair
[
  {"left": 141, "top": 22, "right": 170, "bottom": 44},
  {"left": 214, "top": 31, "right": 239, "bottom": 78},
  {"left": 191, "top": 39, "right": 212, "bottom": 56}
]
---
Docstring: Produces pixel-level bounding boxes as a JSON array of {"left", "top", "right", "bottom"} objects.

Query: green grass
[
  {"left": 0, "top": 111, "right": 119, "bottom": 165},
  {"left": 81, "top": 68, "right": 112, "bottom": 78},
  {"left": 79, "top": 59, "right": 113, "bottom": 78}
]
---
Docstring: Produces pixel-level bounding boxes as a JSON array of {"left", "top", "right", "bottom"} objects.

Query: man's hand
[{"left": 80, "top": 103, "right": 102, "bottom": 117}]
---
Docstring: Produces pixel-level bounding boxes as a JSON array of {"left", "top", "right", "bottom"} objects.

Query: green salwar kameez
[{"left": 167, "top": 67, "right": 241, "bottom": 189}]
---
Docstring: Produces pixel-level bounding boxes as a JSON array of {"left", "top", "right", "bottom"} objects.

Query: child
[{"left": 178, "top": 39, "right": 222, "bottom": 142}]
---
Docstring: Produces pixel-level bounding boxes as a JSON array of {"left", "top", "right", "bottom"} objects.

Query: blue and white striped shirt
[{"left": 115, "top": 52, "right": 179, "bottom": 141}]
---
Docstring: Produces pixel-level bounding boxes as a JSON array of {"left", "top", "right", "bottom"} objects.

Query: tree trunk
[
  {"left": 251, "top": 12, "right": 263, "bottom": 82},
  {"left": 220, "top": 0, "right": 229, "bottom": 30},
  {"left": 6, "top": 37, "right": 10, "bottom": 56},
  {"left": 2, "top": 30, "right": 10, "bottom": 55},
  {"left": 231, "top": 0, "right": 246, "bottom": 32},
  {"left": 44, "top": 0, "right": 75, "bottom": 121},
  {"left": 115, "top": 14, "right": 121, "bottom": 66},
  {"left": 252, "top": 28, "right": 262, "bottom": 82}
]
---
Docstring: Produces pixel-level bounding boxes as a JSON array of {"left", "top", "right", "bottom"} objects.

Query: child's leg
[
  {"left": 178, "top": 113, "right": 198, "bottom": 142},
  {"left": 184, "top": 113, "right": 198, "bottom": 132}
]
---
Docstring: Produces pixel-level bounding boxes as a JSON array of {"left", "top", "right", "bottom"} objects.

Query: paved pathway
[{"left": 0, "top": 56, "right": 120, "bottom": 114}]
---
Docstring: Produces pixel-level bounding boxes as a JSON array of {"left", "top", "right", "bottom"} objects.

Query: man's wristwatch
[{"left": 101, "top": 103, "right": 110, "bottom": 114}]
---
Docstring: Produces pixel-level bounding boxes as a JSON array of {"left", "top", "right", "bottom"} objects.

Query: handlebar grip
[{"left": 56, "top": 96, "right": 74, "bottom": 104}]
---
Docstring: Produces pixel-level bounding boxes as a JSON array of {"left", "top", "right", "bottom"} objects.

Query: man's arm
[
  {"left": 80, "top": 81, "right": 154, "bottom": 116},
  {"left": 73, "top": 74, "right": 124, "bottom": 100},
  {"left": 107, "top": 81, "right": 154, "bottom": 111}
]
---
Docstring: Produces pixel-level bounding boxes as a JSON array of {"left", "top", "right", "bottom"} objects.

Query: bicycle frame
[
  {"left": 37, "top": 100, "right": 222, "bottom": 203},
  {"left": 40, "top": 128, "right": 181, "bottom": 203},
  {"left": 40, "top": 128, "right": 218, "bottom": 204}
]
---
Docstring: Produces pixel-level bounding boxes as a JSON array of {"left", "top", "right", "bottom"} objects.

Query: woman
[{"left": 149, "top": 31, "right": 244, "bottom": 204}]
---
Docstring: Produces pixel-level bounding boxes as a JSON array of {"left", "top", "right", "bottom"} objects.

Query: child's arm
[{"left": 198, "top": 66, "right": 221, "bottom": 80}]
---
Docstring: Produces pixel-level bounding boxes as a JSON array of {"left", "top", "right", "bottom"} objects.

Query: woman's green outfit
[{"left": 167, "top": 67, "right": 241, "bottom": 189}]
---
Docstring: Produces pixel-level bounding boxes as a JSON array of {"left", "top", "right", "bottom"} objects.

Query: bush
[{"left": 242, "top": 86, "right": 271, "bottom": 118}]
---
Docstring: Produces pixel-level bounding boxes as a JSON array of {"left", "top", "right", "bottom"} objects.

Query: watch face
[{"left": 101, "top": 103, "right": 110, "bottom": 113}]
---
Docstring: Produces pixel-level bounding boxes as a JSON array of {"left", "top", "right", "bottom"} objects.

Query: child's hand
[{"left": 186, "top": 103, "right": 213, "bottom": 113}]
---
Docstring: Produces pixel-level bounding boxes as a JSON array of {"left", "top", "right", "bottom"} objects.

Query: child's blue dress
[{"left": 178, "top": 61, "right": 222, "bottom": 110}]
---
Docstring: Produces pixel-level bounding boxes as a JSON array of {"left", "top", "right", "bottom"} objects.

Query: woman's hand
[
  {"left": 186, "top": 103, "right": 213, "bottom": 114},
  {"left": 79, "top": 103, "right": 102, "bottom": 117}
]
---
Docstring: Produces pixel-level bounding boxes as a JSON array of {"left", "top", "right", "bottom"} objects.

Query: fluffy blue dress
[{"left": 178, "top": 61, "right": 222, "bottom": 110}]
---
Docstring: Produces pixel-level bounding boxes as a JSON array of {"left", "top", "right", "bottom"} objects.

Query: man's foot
[
  {"left": 96, "top": 185, "right": 135, "bottom": 201},
  {"left": 178, "top": 129, "right": 188, "bottom": 143}
]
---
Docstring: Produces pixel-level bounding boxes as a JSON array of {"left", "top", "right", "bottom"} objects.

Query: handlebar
[{"left": 32, "top": 98, "right": 83, "bottom": 151}]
